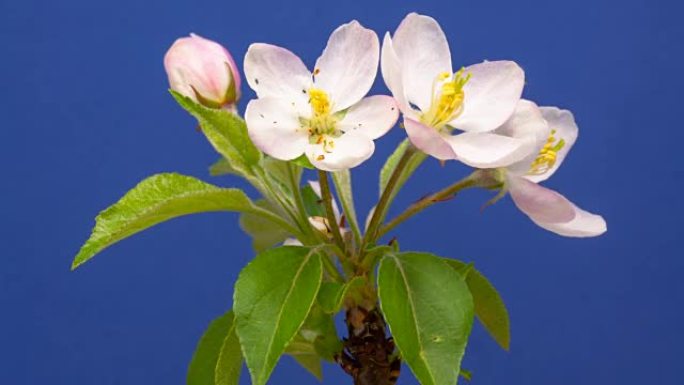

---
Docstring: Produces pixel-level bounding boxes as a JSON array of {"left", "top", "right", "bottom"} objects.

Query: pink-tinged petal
[
  {"left": 164, "top": 33, "right": 239, "bottom": 106},
  {"left": 507, "top": 175, "right": 576, "bottom": 224},
  {"left": 306, "top": 132, "right": 375, "bottom": 171},
  {"left": 245, "top": 98, "right": 308, "bottom": 160},
  {"left": 392, "top": 13, "right": 452, "bottom": 112},
  {"left": 496, "top": 100, "right": 553, "bottom": 175},
  {"left": 523, "top": 106, "right": 580, "bottom": 183},
  {"left": 404, "top": 118, "right": 456, "bottom": 160},
  {"left": 380, "top": 32, "right": 413, "bottom": 116},
  {"left": 532, "top": 204, "right": 606, "bottom": 237},
  {"left": 244, "top": 43, "right": 312, "bottom": 102},
  {"left": 314, "top": 20, "right": 379, "bottom": 111},
  {"left": 338, "top": 95, "right": 399, "bottom": 140},
  {"left": 445, "top": 132, "right": 529, "bottom": 169},
  {"left": 450, "top": 61, "right": 525, "bottom": 133}
]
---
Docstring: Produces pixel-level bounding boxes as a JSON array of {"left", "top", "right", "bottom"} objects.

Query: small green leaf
[
  {"left": 317, "top": 277, "right": 366, "bottom": 314},
  {"left": 215, "top": 313, "right": 243, "bottom": 385},
  {"left": 378, "top": 252, "right": 474, "bottom": 385},
  {"left": 290, "top": 350, "right": 322, "bottom": 380},
  {"left": 72, "top": 173, "right": 260, "bottom": 269},
  {"left": 171, "top": 90, "right": 261, "bottom": 175},
  {"left": 292, "top": 154, "right": 315, "bottom": 169},
  {"left": 209, "top": 157, "right": 237, "bottom": 177},
  {"left": 301, "top": 184, "right": 325, "bottom": 218},
  {"left": 297, "top": 305, "right": 342, "bottom": 362},
  {"left": 445, "top": 259, "right": 511, "bottom": 351},
  {"left": 379, "top": 139, "right": 427, "bottom": 199},
  {"left": 234, "top": 246, "right": 323, "bottom": 385},
  {"left": 187, "top": 311, "right": 241, "bottom": 385},
  {"left": 239, "top": 200, "right": 291, "bottom": 252},
  {"left": 332, "top": 170, "right": 362, "bottom": 244},
  {"left": 460, "top": 369, "right": 472, "bottom": 381}
]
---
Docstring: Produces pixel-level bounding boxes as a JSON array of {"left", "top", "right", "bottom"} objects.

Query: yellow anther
[
  {"left": 421, "top": 68, "right": 471, "bottom": 129},
  {"left": 528, "top": 130, "right": 565, "bottom": 175},
  {"left": 309, "top": 88, "right": 331, "bottom": 116}
]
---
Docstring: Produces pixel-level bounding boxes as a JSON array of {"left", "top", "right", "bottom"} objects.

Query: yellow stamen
[
  {"left": 421, "top": 68, "right": 471, "bottom": 129},
  {"left": 528, "top": 130, "right": 565, "bottom": 175},
  {"left": 309, "top": 88, "right": 331, "bottom": 116}
]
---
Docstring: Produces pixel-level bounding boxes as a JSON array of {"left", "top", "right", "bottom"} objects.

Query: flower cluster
[{"left": 165, "top": 13, "right": 605, "bottom": 237}]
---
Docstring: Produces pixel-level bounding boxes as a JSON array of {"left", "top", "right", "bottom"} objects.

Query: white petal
[
  {"left": 404, "top": 118, "right": 456, "bottom": 160},
  {"left": 381, "top": 33, "right": 413, "bottom": 116},
  {"left": 306, "top": 132, "right": 375, "bottom": 171},
  {"left": 497, "top": 100, "right": 553, "bottom": 175},
  {"left": 314, "top": 20, "right": 379, "bottom": 111},
  {"left": 245, "top": 97, "right": 308, "bottom": 160},
  {"left": 283, "top": 238, "right": 303, "bottom": 246},
  {"left": 392, "top": 13, "right": 452, "bottom": 112},
  {"left": 450, "top": 61, "right": 524, "bottom": 132},
  {"left": 338, "top": 95, "right": 399, "bottom": 140},
  {"left": 532, "top": 204, "right": 606, "bottom": 237},
  {"left": 244, "top": 43, "right": 312, "bottom": 102},
  {"left": 507, "top": 175, "right": 576, "bottom": 224},
  {"left": 445, "top": 132, "right": 529, "bottom": 168},
  {"left": 524, "top": 106, "right": 579, "bottom": 183}
]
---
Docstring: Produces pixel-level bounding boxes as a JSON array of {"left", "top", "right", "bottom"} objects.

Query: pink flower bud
[{"left": 164, "top": 33, "right": 241, "bottom": 108}]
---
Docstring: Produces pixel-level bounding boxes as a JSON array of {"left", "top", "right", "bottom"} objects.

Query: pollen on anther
[{"left": 317, "top": 155, "right": 325, "bottom": 161}]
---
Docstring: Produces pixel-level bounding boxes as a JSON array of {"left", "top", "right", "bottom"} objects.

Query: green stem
[
  {"left": 318, "top": 170, "right": 347, "bottom": 256},
  {"left": 361, "top": 146, "right": 417, "bottom": 252},
  {"left": 321, "top": 252, "right": 344, "bottom": 283},
  {"left": 287, "top": 163, "right": 315, "bottom": 239},
  {"left": 377, "top": 172, "right": 479, "bottom": 238},
  {"left": 331, "top": 171, "right": 362, "bottom": 250}
]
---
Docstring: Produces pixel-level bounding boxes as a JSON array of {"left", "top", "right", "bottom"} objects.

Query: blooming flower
[
  {"left": 243, "top": 21, "right": 399, "bottom": 171},
  {"left": 382, "top": 13, "right": 529, "bottom": 168},
  {"left": 488, "top": 100, "right": 606, "bottom": 237},
  {"left": 164, "top": 33, "right": 241, "bottom": 109}
]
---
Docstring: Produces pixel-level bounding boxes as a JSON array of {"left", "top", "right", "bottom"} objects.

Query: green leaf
[
  {"left": 72, "top": 173, "right": 261, "bottom": 269},
  {"left": 209, "top": 157, "right": 238, "bottom": 177},
  {"left": 317, "top": 277, "right": 365, "bottom": 314},
  {"left": 332, "top": 170, "right": 361, "bottom": 245},
  {"left": 234, "top": 246, "right": 324, "bottom": 385},
  {"left": 378, "top": 252, "right": 474, "bottom": 385},
  {"left": 187, "top": 311, "right": 241, "bottom": 385},
  {"left": 294, "top": 305, "right": 342, "bottom": 362},
  {"left": 239, "top": 200, "right": 291, "bottom": 252},
  {"left": 171, "top": 90, "right": 261, "bottom": 175},
  {"left": 289, "top": 348, "right": 322, "bottom": 380},
  {"left": 379, "top": 139, "right": 427, "bottom": 199},
  {"left": 301, "top": 184, "right": 325, "bottom": 218},
  {"left": 460, "top": 369, "right": 472, "bottom": 381},
  {"left": 292, "top": 154, "right": 315, "bottom": 169},
  {"left": 215, "top": 313, "right": 243, "bottom": 385},
  {"left": 445, "top": 259, "right": 511, "bottom": 351}
]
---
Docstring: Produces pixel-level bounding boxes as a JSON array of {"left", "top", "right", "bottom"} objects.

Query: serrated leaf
[
  {"left": 171, "top": 90, "right": 261, "bottom": 175},
  {"left": 379, "top": 139, "right": 426, "bottom": 199},
  {"left": 317, "top": 277, "right": 365, "bottom": 314},
  {"left": 187, "top": 311, "right": 241, "bottom": 385},
  {"left": 332, "top": 170, "right": 361, "bottom": 244},
  {"left": 234, "top": 246, "right": 323, "bottom": 385},
  {"left": 378, "top": 252, "right": 474, "bottom": 385},
  {"left": 239, "top": 200, "right": 291, "bottom": 252},
  {"left": 445, "top": 259, "right": 511, "bottom": 351},
  {"left": 72, "top": 173, "right": 259, "bottom": 269}
]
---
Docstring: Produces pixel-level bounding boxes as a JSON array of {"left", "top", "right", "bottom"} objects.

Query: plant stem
[
  {"left": 287, "top": 163, "right": 315, "bottom": 240},
  {"left": 377, "top": 171, "right": 479, "bottom": 238},
  {"left": 318, "top": 170, "right": 348, "bottom": 256},
  {"left": 361, "top": 146, "right": 417, "bottom": 252}
]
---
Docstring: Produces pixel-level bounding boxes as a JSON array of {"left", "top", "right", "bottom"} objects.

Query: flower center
[
  {"left": 421, "top": 68, "right": 471, "bottom": 129},
  {"left": 302, "top": 88, "right": 340, "bottom": 155},
  {"left": 528, "top": 129, "right": 565, "bottom": 175}
]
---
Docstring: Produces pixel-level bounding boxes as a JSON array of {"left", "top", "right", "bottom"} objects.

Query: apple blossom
[
  {"left": 382, "top": 13, "right": 529, "bottom": 168},
  {"left": 243, "top": 21, "right": 399, "bottom": 171},
  {"left": 164, "top": 33, "right": 241, "bottom": 109},
  {"left": 487, "top": 101, "right": 606, "bottom": 237}
]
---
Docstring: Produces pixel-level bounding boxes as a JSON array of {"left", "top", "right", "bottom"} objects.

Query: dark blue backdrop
[{"left": 2, "top": 0, "right": 682, "bottom": 384}]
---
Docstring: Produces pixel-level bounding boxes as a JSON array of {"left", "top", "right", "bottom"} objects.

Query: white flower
[
  {"left": 381, "top": 13, "right": 528, "bottom": 168},
  {"left": 492, "top": 101, "right": 606, "bottom": 237},
  {"left": 244, "top": 21, "right": 399, "bottom": 171}
]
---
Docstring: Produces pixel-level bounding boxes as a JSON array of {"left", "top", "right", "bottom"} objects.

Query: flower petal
[
  {"left": 244, "top": 43, "right": 312, "bottom": 102},
  {"left": 245, "top": 97, "right": 308, "bottom": 160},
  {"left": 450, "top": 60, "right": 524, "bottom": 132},
  {"left": 404, "top": 118, "right": 456, "bottom": 160},
  {"left": 445, "top": 132, "right": 529, "bottom": 168},
  {"left": 533, "top": 204, "right": 606, "bottom": 237},
  {"left": 507, "top": 175, "right": 576, "bottom": 224},
  {"left": 381, "top": 32, "right": 413, "bottom": 116},
  {"left": 523, "top": 106, "right": 579, "bottom": 183},
  {"left": 392, "top": 13, "right": 452, "bottom": 112},
  {"left": 314, "top": 20, "right": 379, "bottom": 111},
  {"left": 338, "top": 95, "right": 399, "bottom": 140},
  {"left": 496, "top": 100, "right": 553, "bottom": 175},
  {"left": 306, "top": 132, "right": 375, "bottom": 171}
]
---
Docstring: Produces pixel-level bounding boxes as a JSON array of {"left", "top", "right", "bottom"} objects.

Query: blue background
[{"left": 2, "top": 0, "right": 682, "bottom": 384}]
